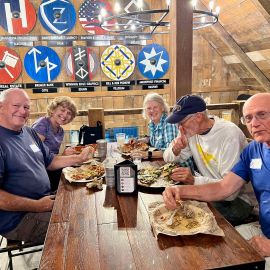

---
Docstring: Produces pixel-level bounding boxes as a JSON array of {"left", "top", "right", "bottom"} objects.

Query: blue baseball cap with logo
[{"left": 166, "top": 95, "right": 206, "bottom": 124}]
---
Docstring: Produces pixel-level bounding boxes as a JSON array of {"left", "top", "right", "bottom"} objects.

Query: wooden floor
[{"left": 0, "top": 238, "right": 42, "bottom": 270}]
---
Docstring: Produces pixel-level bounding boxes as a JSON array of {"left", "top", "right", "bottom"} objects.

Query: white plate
[{"left": 63, "top": 161, "right": 105, "bottom": 183}]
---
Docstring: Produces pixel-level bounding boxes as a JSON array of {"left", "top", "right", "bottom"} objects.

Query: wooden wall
[
  {"left": 0, "top": 0, "right": 173, "bottom": 142},
  {"left": 0, "top": 0, "right": 256, "bottom": 146}
]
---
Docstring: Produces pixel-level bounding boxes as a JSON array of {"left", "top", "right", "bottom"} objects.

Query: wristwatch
[{"left": 148, "top": 151, "right": 152, "bottom": 160}]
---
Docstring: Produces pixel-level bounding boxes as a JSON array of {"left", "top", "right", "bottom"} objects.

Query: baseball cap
[{"left": 166, "top": 95, "right": 206, "bottom": 124}]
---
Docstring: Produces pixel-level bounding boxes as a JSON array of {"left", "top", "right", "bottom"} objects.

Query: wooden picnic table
[{"left": 39, "top": 160, "right": 265, "bottom": 270}]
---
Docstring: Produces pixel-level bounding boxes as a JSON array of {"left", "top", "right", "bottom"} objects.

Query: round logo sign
[
  {"left": 38, "top": 0, "right": 76, "bottom": 35},
  {"left": 79, "top": 0, "right": 114, "bottom": 35},
  {"left": 0, "top": 46, "right": 22, "bottom": 83},
  {"left": 0, "top": 0, "right": 36, "bottom": 35},
  {"left": 101, "top": 44, "right": 135, "bottom": 81},
  {"left": 24, "top": 46, "right": 61, "bottom": 83},
  {"left": 137, "top": 43, "right": 170, "bottom": 79},
  {"left": 65, "top": 46, "right": 98, "bottom": 81}
]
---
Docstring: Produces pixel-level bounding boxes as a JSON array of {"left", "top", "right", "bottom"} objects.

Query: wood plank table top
[{"left": 39, "top": 160, "right": 265, "bottom": 270}]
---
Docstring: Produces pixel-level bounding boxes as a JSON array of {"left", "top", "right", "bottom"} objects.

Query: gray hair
[
  {"left": 0, "top": 88, "right": 29, "bottom": 102},
  {"left": 142, "top": 92, "right": 170, "bottom": 119}
]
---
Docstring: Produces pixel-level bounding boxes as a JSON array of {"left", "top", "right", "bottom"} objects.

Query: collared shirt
[
  {"left": 232, "top": 141, "right": 270, "bottom": 238},
  {"left": 149, "top": 113, "right": 178, "bottom": 151}
]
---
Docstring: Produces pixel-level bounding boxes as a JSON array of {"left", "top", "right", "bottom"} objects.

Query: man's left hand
[{"left": 171, "top": 167, "right": 194, "bottom": 184}]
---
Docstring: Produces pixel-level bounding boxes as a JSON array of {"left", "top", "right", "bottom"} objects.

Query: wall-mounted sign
[
  {"left": 79, "top": 0, "right": 114, "bottom": 35},
  {"left": 38, "top": 0, "right": 76, "bottom": 35},
  {"left": 25, "top": 82, "right": 63, "bottom": 89},
  {"left": 0, "top": 0, "right": 36, "bottom": 35},
  {"left": 71, "top": 87, "right": 95, "bottom": 92},
  {"left": 0, "top": 83, "right": 24, "bottom": 90},
  {"left": 101, "top": 44, "right": 135, "bottom": 81},
  {"left": 108, "top": 86, "right": 130, "bottom": 91},
  {"left": 0, "top": 46, "right": 22, "bottom": 84},
  {"left": 137, "top": 43, "right": 170, "bottom": 80},
  {"left": 65, "top": 46, "right": 98, "bottom": 81},
  {"left": 24, "top": 46, "right": 61, "bottom": 83},
  {"left": 32, "top": 88, "right": 58, "bottom": 94}
]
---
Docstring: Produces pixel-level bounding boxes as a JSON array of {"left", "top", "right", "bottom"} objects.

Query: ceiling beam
[
  {"left": 170, "top": 0, "right": 193, "bottom": 102},
  {"left": 251, "top": 0, "right": 270, "bottom": 24},
  {"left": 210, "top": 22, "right": 270, "bottom": 92}
]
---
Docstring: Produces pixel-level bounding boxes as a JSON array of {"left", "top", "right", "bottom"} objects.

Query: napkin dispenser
[{"left": 114, "top": 160, "right": 138, "bottom": 195}]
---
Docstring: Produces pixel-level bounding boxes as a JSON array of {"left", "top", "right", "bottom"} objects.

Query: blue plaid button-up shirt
[
  {"left": 149, "top": 113, "right": 178, "bottom": 151},
  {"left": 148, "top": 113, "right": 195, "bottom": 173}
]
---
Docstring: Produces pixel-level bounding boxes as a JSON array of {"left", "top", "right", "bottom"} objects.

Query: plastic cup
[
  {"left": 116, "top": 133, "right": 126, "bottom": 147},
  {"left": 132, "top": 152, "right": 143, "bottom": 170}
]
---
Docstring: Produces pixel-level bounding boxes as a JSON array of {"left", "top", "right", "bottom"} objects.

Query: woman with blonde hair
[{"left": 32, "top": 96, "right": 78, "bottom": 190}]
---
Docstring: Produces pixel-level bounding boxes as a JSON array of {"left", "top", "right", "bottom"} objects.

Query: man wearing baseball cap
[{"left": 163, "top": 94, "right": 255, "bottom": 225}]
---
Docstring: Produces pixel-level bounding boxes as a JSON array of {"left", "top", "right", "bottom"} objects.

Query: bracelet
[{"left": 148, "top": 151, "right": 152, "bottom": 160}]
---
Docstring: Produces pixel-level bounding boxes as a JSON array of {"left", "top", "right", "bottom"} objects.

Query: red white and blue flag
[{"left": 79, "top": 0, "right": 114, "bottom": 35}]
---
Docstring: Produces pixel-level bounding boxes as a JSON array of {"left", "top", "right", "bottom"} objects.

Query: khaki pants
[{"left": 2, "top": 212, "right": 51, "bottom": 243}]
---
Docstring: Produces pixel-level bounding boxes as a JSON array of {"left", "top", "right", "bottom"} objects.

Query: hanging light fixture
[
  {"left": 99, "top": 0, "right": 170, "bottom": 34},
  {"left": 192, "top": 0, "right": 220, "bottom": 30},
  {"left": 97, "top": 0, "right": 219, "bottom": 34}
]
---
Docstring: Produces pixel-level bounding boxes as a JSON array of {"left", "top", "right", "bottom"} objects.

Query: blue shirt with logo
[{"left": 231, "top": 140, "right": 270, "bottom": 238}]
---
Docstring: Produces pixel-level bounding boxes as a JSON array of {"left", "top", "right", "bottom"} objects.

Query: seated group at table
[{"left": 0, "top": 88, "right": 269, "bottom": 267}]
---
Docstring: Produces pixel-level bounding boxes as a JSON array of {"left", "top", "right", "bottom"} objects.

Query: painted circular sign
[
  {"left": 0, "top": 0, "right": 36, "bottom": 35},
  {"left": 0, "top": 46, "right": 22, "bottom": 83},
  {"left": 38, "top": 0, "right": 76, "bottom": 35},
  {"left": 24, "top": 46, "right": 61, "bottom": 83},
  {"left": 101, "top": 44, "right": 135, "bottom": 81},
  {"left": 79, "top": 0, "right": 114, "bottom": 35},
  {"left": 137, "top": 43, "right": 170, "bottom": 80},
  {"left": 65, "top": 46, "right": 98, "bottom": 81}
]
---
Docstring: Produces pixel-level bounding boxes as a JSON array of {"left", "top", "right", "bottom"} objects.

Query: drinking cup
[{"left": 116, "top": 133, "right": 126, "bottom": 147}]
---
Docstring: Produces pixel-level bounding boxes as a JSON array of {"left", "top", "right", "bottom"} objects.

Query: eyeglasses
[
  {"left": 241, "top": 111, "right": 270, "bottom": 125},
  {"left": 177, "top": 113, "right": 196, "bottom": 127}
]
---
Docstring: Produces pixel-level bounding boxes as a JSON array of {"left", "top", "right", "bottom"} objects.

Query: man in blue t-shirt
[
  {"left": 0, "top": 88, "right": 93, "bottom": 243},
  {"left": 163, "top": 93, "right": 270, "bottom": 262}
]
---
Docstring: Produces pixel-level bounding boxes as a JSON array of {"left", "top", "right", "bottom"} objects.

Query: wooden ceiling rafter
[
  {"left": 197, "top": 0, "right": 270, "bottom": 92},
  {"left": 252, "top": 0, "right": 270, "bottom": 24}
]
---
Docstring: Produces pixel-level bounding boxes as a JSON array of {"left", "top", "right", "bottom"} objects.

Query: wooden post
[
  {"left": 170, "top": 0, "right": 193, "bottom": 102},
  {"left": 88, "top": 108, "right": 105, "bottom": 139}
]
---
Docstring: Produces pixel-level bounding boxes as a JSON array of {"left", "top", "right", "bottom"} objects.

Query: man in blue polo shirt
[
  {"left": 0, "top": 88, "right": 93, "bottom": 243},
  {"left": 163, "top": 93, "right": 270, "bottom": 264}
]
